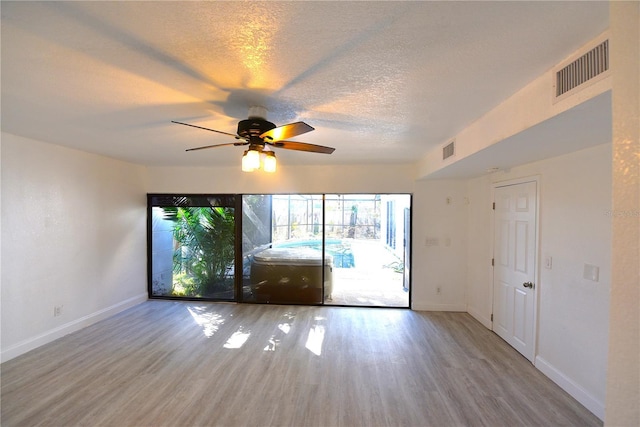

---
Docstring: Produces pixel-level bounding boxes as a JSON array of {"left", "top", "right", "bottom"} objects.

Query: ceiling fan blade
[
  {"left": 269, "top": 140, "right": 335, "bottom": 154},
  {"left": 186, "top": 141, "right": 248, "bottom": 152},
  {"left": 172, "top": 120, "right": 240, "bottom": 138},
  {"left": 260, "top": 121, "right": 314, "bottom": 142}
]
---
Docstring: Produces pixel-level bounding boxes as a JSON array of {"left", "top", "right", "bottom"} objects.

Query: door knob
[{"left": 523, "top": 281, "right": 534, "bottom": 289}]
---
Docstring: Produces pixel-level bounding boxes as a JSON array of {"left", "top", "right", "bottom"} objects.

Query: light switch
[
  {"left": 544, "top": 256, "right": 552, "bottom": 269},
  {"left": 583, "top": 264, "right": 600, "bottom": 282}
]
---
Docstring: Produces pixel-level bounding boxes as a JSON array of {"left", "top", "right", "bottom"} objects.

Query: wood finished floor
[{"left": 1, "top": 301, "right": 601, "bottom": 427}]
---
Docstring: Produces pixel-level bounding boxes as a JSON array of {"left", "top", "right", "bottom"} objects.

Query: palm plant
[{"left": 163, "top": 206, "right": 235, "bottom": 297}]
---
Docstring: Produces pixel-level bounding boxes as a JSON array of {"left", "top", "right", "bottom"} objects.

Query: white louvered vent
[
  {"left": 442, "top": 140, "right": 455, "bottom": 160},
  {"left": 555, "top": 39, "right": 609, "bottom": 98}
]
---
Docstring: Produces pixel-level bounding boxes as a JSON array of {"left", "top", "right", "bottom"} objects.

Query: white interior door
[{"left": 492, "top": 181, "right": 537, "bottom": 361}]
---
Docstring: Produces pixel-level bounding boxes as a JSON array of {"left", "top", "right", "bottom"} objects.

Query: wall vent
[
  {"left": 442, "top": 140, "right": 455, "bottom": 160},
  {"left": 555, "top": 39, "right": 609, "bottom": 98}
]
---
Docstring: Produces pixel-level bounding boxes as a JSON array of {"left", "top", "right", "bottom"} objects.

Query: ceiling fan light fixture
[
  {"left": 242, "top": 149, "right": 260, "bottom": 172},
  {"left": 241, "top": 148, "right": 276, "bottom": 173},
  {"left": 263, "top": 151, "right": 277, "bottom": 173}
]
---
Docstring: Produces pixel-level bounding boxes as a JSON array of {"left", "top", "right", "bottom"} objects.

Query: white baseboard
[
  {"left": 467, "top": 306, "right": 492, "bottom": 329},
  {"left": 1, "top": 293, "right": 147, "bottom": 363},
  {"left": 412, "top": 301, "right": 466, "bottom": 312},
  {"left": 535, "top": 356, "right": 604, "bottom": 420}
]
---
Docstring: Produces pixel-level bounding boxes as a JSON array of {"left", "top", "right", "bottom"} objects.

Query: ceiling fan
[{"left": 172, "top": 106, "right": 335, "bottom": 172}]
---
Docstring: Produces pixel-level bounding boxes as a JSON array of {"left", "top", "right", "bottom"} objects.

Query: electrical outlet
[
  {"left": 54, "top": 305, "right": 63, "bottom": 317},
  {"left": 425, "top": 237, "right": 439, "bottom": 247},
  {"left": 436, "top": 287, "right": 441, "bottom": 295}
]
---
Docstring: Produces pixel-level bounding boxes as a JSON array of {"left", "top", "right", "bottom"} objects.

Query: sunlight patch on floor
[
  {"left": 278, "top": 323, "right": 291, "bottom": 334},
  {"left": 305, "top": 324, "right": 325, "bottom": 356},
  {"left": 224, "top": 327, "right": 251, "bottom": 349},
  {"left": 188, "top": 307, "right": 226, "bottom": 338}
]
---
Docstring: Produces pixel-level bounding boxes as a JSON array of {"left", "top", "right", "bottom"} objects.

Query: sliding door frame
[{"left": 147, "top": 193, "right": 412, "bottom": 308}]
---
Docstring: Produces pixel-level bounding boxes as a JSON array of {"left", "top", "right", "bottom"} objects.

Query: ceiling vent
[
  {"left": 554, "top": 38, "right": 609, "bottom": 101},
  {"left": 442, "top": 140, "right": 456, "bottom": 161}
]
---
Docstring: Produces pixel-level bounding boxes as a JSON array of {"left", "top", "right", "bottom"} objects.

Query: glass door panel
[
  {"left": 149, "top": 195, "right": 236, "bottom": 300},
  {"left": 324, "top": 194, "right": 410, "bottom": 307},
  {"left": 242, "top": 195, "right": 328, "bottom": 304}
]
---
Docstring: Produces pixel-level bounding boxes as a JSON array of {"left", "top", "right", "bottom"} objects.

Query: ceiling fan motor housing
[{"left": 237, "top": 118, "right": 276, "bottom": 143}]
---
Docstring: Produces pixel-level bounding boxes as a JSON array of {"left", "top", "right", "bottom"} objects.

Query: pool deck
[{"left": 327, "top": 266, "right": 409, "bottom": 308}]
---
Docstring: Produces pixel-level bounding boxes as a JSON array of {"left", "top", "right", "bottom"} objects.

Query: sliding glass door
[{"left": 148, "top": 193, "right": 410, "bottom": 307}]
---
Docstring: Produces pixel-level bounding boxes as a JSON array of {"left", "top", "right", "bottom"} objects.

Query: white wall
[
  {"left": 466, "top": 174, "right": 494, "bottom": 327},
  {"left": 411, "top": 179, "right": 468, "bottom": 311},
  {"left": 606, "top": 2, "right": 640, "bottom": 425},
  {"left": 466, "top": 143, "right": 612, "bottom": 419},
  {"left": 147, "top": 163, "right": 416, "bottom": 194},
  {"left": 0, "top": 133, "right": 148, "bottom": 362}
]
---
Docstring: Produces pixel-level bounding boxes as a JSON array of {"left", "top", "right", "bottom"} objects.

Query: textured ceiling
[{"left": 1, "top": 1, "right": 609, "bottom": 171}]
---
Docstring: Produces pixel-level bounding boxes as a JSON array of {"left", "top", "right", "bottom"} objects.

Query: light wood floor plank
[{"left": 1, "top": 301, "right": 601, "bottom": 427}]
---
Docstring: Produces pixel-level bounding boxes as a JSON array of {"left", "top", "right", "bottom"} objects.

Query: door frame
[
  {"left": 147, "top": 193, "right": 412, "bottom": 308},
  {"left": 490, "top": 175, "right": 541, "bottom": 362}
]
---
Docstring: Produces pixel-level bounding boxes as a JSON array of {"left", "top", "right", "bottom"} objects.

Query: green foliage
[
  {"left": 163, "top": 206, "right": 235, "bottom": 297},
  {"left": 171, "top": 273, "right": 198, "bottom": 297}
]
